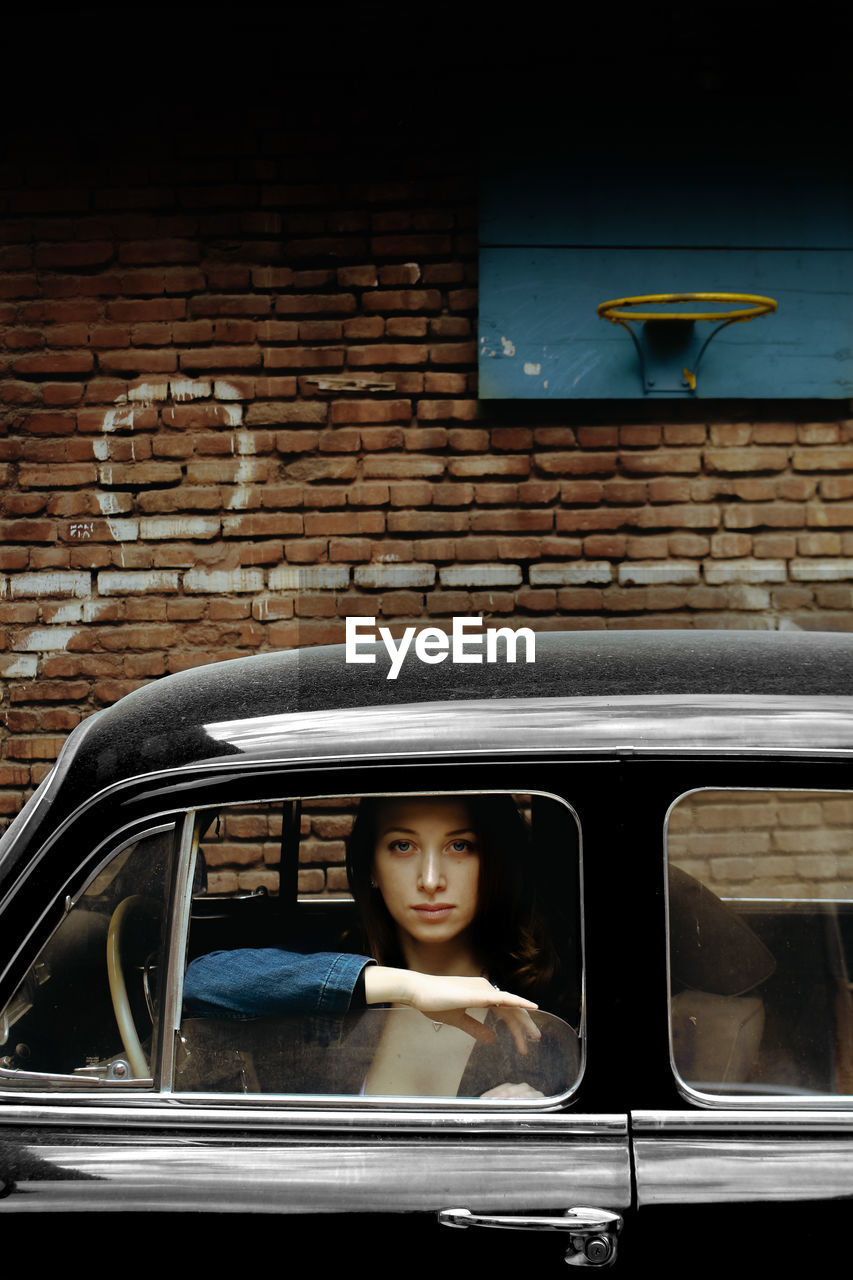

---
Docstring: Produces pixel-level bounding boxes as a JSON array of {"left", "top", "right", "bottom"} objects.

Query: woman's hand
[
  {"left": 363, "top": 967, "right": 541, "bottom": 1054},
  {"left": 479, "top": 1082, "right": 546, "bottom": 1100}
]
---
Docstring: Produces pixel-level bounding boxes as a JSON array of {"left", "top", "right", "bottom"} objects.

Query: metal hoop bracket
[{"left": 596, "top": 292, "right": 778, "bottom": 394}]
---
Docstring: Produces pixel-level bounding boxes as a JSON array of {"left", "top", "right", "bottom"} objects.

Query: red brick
[
  {"left": 252, "top": 267, "right": 295, "bottom": 289},
  {"left": 536, "top": 452, "right": 616, "bottom": 476},
  {"left": 119, "top": 240, "right": 199, "bottom": 265},
  {"left": 363, "top": 289, "right": 442, "bottom": 312},
  {"left": 13, "top": 350, "right": 93, "bottom": 375},
  {"left": 263, "top": 347, "right": 344, "bottom": 369},
  {"left": 35, "top": 241, "right": 114, "bottom": 269},
  {"left": 372, "top": 235, "right": 451, "bottom": 256},
  {"left": 429, "top": 342, "right": 477, "bottom": 365},
  {"left": 180, "top": 346, "right": 262, "bottom": 370},
  {"left": 706, "top": 448, "right": 788, "bottom": 473},
  {"left": 621, "top": 450, "right": 702, "bottom": 474},
  {"left": 108, "top": 298, "right": 186, "bottom": 322},
  {"left": 424, "top": 372, "right": 467, "bottom": 394},
  {"left": 348, "top": 344, "right": 428, "bottom": 367},
  {"left": 402, "top": 427, "right": 446, "bottom": 450},
  {"left": 98, "top": 349, "right": 177, "bottom": 373},
  {"left": 329, "top": 399, "right": 411, "bottom": 424}
]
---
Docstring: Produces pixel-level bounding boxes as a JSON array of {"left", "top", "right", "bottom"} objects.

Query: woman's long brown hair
[{"left": 345, "top": 793, "right": 560, "bottom": 1005}]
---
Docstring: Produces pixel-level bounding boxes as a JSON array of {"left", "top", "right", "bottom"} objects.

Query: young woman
[{"left": 183, "top": 793, "right": 577, "bottom": 1098}]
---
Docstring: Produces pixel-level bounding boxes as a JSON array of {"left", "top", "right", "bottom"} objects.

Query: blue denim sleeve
[{"left": 182, "top": 949, "right": 373, "bottom": 1019}]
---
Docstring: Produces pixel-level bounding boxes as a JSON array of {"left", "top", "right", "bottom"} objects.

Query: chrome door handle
[{"left": 438, "top": 1206, "right": 622, "bottom": 1268}]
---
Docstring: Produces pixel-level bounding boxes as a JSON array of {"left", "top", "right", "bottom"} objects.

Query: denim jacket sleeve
[{"left": 182, "top": 948, "right": 373, "bottom": 1019}]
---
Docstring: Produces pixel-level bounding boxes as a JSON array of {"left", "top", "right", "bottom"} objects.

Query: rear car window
[{"left": 667, "top": 789, "right": 853, "bottom": 1102}]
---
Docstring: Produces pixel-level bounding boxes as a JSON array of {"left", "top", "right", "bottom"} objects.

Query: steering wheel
[{"left": 106, "top": 895, "right": 151, "bottom": 1079}]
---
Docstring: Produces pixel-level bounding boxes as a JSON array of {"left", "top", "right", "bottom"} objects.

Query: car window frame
[
  {"left": 665, "top": 783, "right": 853, "bottom": 1111},
  {"left": 163, "top": 784, "right": 586, "bottom": 1112}
]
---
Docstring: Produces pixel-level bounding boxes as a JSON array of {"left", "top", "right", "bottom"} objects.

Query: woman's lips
[{"left": 412, "top": 904, "right": 455, "bottom": 919}]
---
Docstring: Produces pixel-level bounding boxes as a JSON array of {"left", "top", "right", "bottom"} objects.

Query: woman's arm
[
  {"left": 183, "top": 951, "right": 541, "bottom": 1051},
  {"left": 364, "top": 967, "right": 541, "bottom": 1053},
  {"left": 183, "top": 948, "right": 373, "bottom": 1018}
]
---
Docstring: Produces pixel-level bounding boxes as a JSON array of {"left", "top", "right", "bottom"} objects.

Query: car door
[
  {"left": 0, "top": 757, "right": 631, "bottom": 1272},
  {"left": 623, "top": 757, "right": 853, "bottom": 1271}
]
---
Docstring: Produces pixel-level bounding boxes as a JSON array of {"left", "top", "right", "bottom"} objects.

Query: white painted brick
[
  {"left": 41, "top": 602, "right": 106, "bottom": 624},
  {"left": 354, "top": 565, "right": 436, "bottom": 589},
  {"left": 139, "top": 516, "right": 220, "bottom": 540},
  {"left": 100, "top": 406, "right": 137, "bottom": 432},
  {"left": 618, "top": 562, "right": 700, "bottom": 586},
  {"left": 530, "top": 561, "right": 612, "bottom": 586},
  {"left": 790, "top": 558, "right": 853, "bottom": 581},
  {"left": 726, "top": 584, "right": 772, "bottom": 610},
  {"left": 104, "top": 519, "right": 140, "bottom": 541},
  {"left": 268, "top": 566, "right": 351, "bottom": 590},
  {"left": 96, "top": 492, "right": 134, "bottom": 516},
  {"left": 704, "top": 559, "right": 787, "bottom": 584},
  {"left": 0, "top": 655, "right": 39, "bottom": 678},
  {"left": 171, "top": 378, "right": 212, "bottom": 401},
  {"left": 128, "top": 379, "right": 170, "bottom": 402},
  {"left": 214, "top": 380, "right": 244, "bottom": 401},
  {"left": 253, "top": 596, "right": 297, "bottom": 621},
  {"left": 15, "top": 628, "right": 80, "bottom": 651},
  {"left": 438, "top": 564, "right": 522, "bottom": 588},
  {"left": 183, "top": 569, "right": 264, "bottom": 594},
  {"left": 98, "top": 571, "right": 181, "bottom": 595},
  {"left": 9, "top": 572, "right": 91, "bottom": 599}
]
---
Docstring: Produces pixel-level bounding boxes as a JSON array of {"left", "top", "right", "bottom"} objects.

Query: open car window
[
  {"left": 667, "top": 789, "right": 853, "bottom": 1102},
  {"left": 0, "top": 826, "right": 176, "bottom": 1088},
  {"left": 178, "top": 791, "right": 582, "bottom": 1104}
]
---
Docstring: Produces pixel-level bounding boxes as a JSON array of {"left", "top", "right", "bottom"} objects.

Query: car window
[
  {"left": 667, "top": 789, "right": 853, "bottom": 1101},
  {"left": 0, "top": 825, "right": 176, "bottom": 1087},
  {"left": 177, "top": 791, "right": 582, "bottom": 1103}
]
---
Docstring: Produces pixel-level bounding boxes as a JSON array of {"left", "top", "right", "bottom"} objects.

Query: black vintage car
[{"left": 3, "top": 629, "right": 853, "bottom": 1272}]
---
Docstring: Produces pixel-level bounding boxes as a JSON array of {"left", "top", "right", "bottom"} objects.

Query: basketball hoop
[{"left": 596, "top": 292, "right": 778, "bottom": 393}]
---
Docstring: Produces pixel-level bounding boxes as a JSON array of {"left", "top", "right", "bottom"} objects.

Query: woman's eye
[
  {"left": 390, "top": 840, "right": 412, "bottom": 853},
  {"left": 449, "top": 839, "right": 474, "bottom": 854}
]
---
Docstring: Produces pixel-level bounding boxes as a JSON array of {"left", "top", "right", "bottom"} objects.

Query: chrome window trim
[
  {"left": 664, "top": 785, "right": 853, "bottom": 1109},
  {"left": 160, "top": 811, "right": 198, "bottom": 1095},
  {"left": 0, "top": 1101, "right": 626, "bottom": 1134},
  {"left": 170, "top": 787, "right": 585, "bottom": 1110}
]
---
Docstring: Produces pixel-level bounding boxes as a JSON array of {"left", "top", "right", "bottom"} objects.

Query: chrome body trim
[
  {"left": 0, "top": 1134, "right": 630, "bottom": 1215},
  {"left": 0, "top": 1110, "right": 630, "bottom": 1215},
  {"left": 634, "top": 1135, "right": 853, "bottom": 1205},
  {"left": 633, "top": 1110, "right": 853, "bottom": 1206},
  {"left": 201, "top": 695, "right": 853, "bottom": 761}
]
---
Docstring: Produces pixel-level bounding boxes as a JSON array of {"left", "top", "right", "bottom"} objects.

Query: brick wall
[
  {"left": 669, "top": 789, "right": 853, "bottom": 900},
  {"left": 2, "top": 99, "right": 853, "bottom": 830}
]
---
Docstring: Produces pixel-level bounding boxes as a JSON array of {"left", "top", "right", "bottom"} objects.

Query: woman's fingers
[
  {"left": 493, "top": 1005, "right": 542, "bottom": 1055},
  {"left": 479, "top": 1082, "right": 546, "bottom": 1100}
]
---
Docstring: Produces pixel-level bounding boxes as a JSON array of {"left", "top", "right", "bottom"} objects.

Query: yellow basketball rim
[{"left": 597, "top": 292, "right": 778, "bottom": 324}]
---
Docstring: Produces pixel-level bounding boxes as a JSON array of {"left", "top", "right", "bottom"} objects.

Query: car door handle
[{"left": 438, "top": 1206, "right": 622, "bottom": 1268}]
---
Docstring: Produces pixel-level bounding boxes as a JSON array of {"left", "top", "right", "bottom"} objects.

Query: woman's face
[{"left": 371, "top": 797, "right": 481, "bottom": 949}]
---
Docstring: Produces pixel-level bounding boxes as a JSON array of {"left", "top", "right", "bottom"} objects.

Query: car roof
[
  {"left": 5, "top": 630, "right": 853, "bottom": 867},
  {"left": 53, "top": 626, "right": 853, "bottom": 774}
]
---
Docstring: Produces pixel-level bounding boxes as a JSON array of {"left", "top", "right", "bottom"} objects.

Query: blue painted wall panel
[{"left": 479, "top": 248, "right": 853, "bottom": 399}]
